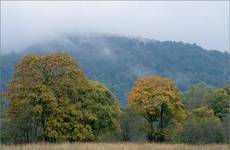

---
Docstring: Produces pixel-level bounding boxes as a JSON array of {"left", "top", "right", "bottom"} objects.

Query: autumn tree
[
  {"left": 87, "top": 80, "right": 121, "bottom": 140},
  {"left": 128, "top": 76, "right": 187, "bottom": 142},
  {"left": 6, "top": 53, "right": 95, "bottom": 143}
]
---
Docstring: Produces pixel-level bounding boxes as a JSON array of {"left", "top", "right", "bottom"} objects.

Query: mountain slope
[{"left": 1, "top": 34, "right": 229, "bottom": 105}]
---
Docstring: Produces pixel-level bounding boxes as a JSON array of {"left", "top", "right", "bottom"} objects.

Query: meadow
[{"left": 0, "top": 143, "right": 229, "bottom": 150}]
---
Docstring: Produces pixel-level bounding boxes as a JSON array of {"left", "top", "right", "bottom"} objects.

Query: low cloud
[{"left": 1, "top": 1, "right": 229, "bottom": 53}]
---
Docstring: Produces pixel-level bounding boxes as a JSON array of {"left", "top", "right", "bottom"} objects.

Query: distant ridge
[{"left": 1, "top": 33, "right": 229, "bottom": 105}]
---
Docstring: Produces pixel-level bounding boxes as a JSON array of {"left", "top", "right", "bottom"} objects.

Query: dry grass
[{"left": 0, "top": 143, "right": 229, "bottom": 150}]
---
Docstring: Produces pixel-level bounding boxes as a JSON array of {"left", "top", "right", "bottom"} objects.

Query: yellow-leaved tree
[
  {"left": 7, "top": 53, "right": 95, "bottom": 143},
  {"left": 128, "top": 76, "right": 187, "bottom": 142}
]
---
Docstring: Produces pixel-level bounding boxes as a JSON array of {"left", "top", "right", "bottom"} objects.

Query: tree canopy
[
  {"left": 1, "top": 51, "right": 228, "bottom": 144},
  {"left": 6, "top": 53, "right": 120, "bottom": 143},
  {"left": 181, "top": 82, "right": 215, "bottom": 109},
  {"left": 179, "top": 106, "right": 224, "bottom": 144},
  {"left": 1, "top": 34, "right": 229, "bottom": 105},
  {"left": 87, "top": 80, "right": 121, "bottom": 139},
  {"left": 207, "top": 84, "right": 230, "bottom": 121},
  {"left": 128, "top": 76, "right": 187, "bottom": 142}
]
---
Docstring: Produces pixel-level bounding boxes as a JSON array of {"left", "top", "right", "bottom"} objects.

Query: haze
[{"left": 1, "top": 1, "right": 229, "bottom": 53}]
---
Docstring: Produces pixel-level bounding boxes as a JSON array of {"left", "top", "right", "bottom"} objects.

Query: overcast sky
[{"left": 1, "top": 1, "right": 229, "bottom": 53}]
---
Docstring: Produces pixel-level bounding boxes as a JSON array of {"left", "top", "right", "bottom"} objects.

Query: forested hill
[{"left": 1, "top": 33, "right": 229, "bottom": 105}]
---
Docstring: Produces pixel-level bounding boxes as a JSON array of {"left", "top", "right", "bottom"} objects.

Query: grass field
[{"left": 0, "top": 143, "right": 229, "bottom": 150}]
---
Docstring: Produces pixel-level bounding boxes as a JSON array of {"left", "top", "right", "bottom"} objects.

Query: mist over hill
[{"left": 1, "top": 33, "right": 229, "bottom": 105}]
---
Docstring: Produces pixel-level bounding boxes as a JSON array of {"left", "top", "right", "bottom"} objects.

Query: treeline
[
  {"left": 0, "top": 53, "right": 229, "bottom": 144},
  {"left": 1, "top": 33, "right": 230, "bottom": 106}
]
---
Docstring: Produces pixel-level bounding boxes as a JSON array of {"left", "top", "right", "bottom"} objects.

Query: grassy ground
[{"left": 0, "top": 143, "right": 229, "bottom": 150}]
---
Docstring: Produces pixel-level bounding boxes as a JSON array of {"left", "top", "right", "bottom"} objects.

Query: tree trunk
[
  {"left": 158, "top": 103, "right": 165, "bottom": 142},
  {"left": 147, "top": 121, "right": 154, "bottom": 142}
]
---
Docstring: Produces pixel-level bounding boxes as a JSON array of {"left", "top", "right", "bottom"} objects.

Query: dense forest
[
  {"left": 0, "top": 53, "right": 229, "bottom": 144},
  {"left": 0, "top": 34, "right": 229, "bottom": 105},
  {"left": 0, "top": 34, "right": 229, "bottom": 144}
]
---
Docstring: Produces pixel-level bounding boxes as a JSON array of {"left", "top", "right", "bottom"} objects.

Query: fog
[{"left": 1, "top": 1, "right": 229, "bottom": 53}]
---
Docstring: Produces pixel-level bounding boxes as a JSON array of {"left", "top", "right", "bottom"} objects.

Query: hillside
[{"left": 1, "top": 34, "right": 229, "bottom": 105}]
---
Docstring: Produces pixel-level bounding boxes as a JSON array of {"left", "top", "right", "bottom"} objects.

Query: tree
[
  {"left": 120, "top": 107, "right": 146, "bottom": 142},
  {"left": 222, "top": 113, "right": 230, "bottom": 143},
  {"left": 179, "top": 106, "right": 224, "bottom": 144},
  {"left": 182, "top": 82, "right": 215, "bottom": 109},
  {"left": 86, "top": 80, "right": 121, "bottom": 140},
  {"left": 0, "top": 95, "right": 13, "bottom": 143},
  {"left": 6, "top": 53, "right": 95, "bottom": 143},
  {"left": 128, "top": 76, "right": 187, "bottom": 142},
  {"left": 207, "top": 84, "right": 230, "bottom": 121},
  {"left": 1, "top": 105, "right": 43, "bottom": 143},
  {"left": 1, "top": 35, "right": 230, "bottom": 106}
]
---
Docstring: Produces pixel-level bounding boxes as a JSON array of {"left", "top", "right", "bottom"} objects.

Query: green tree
[
  {"left": 207, "top": 84, "right": 230, "bottom": 121},
  {"left": 182, "top": 82, "right": 215, "bottom": 109},
  {"left": 120, "top": 107, "right": 146, "bottom": 142},
  {"left": 179, "top": 106, "right": 224, "bottom": 144},
  {"left": 128, "top": 76, "right": 187, "bottom": 142},
  {"left": 0, "top": 95, "right": 12, "bottom": 143},
  {"left": 222, "top": 113, "right": 230, "bottom": 143},
  {"left": 6, "top": 53, "right": 95, "bottom": 143},
  {"left": 87, "top": 80, "right": 121, "bottom": 140}
]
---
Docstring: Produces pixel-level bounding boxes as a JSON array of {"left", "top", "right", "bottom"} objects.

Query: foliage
[
  {"left": 179, "top": 106, "right": 225, "bottom": 144},
  {"left": 128, "top": 76, "right": 187, "bottom": 142},
  {"left": 207, "top": 84, "right": 230, "bottom": 121},
  {"left": 1, "top": 34, "right": 229, "bottom": 105},
  {"left": 1, "top": 106, "right": 43, "bottom": 143},
  {"left": 120, "top": 107, "right": 146, "bottom": 142},
  {"left": 222, "top": 113, "right": 230, "bottom": 143},
  {"left": 0, "top": 34, "right": 229, "bottom": 144},
  {"left": 181, "top": 82, "right": 215, "bottom": 109},
  {"left": 6, "top": 53, "right": 95, "bottom": 143},
  {"left": 0, "top": 96, "right": 10, "bottom": 143},
  {"left": 87, "top": 80, "right": 121, "bottom": 140}
]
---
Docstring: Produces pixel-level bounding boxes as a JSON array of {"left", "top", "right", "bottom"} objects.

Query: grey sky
[{"left": 1, "top": 1, "right": 229, "bottom": 53}]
